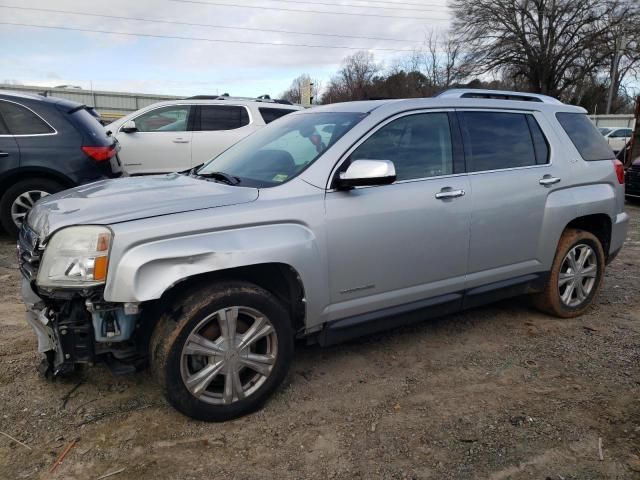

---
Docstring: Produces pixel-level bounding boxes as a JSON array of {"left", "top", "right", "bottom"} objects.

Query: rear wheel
[
  {"left": 533, "top": 229, "right": 605, "bottom": 318},
  {"left": 0, "top": 178, "right": 64, "bottom": 236},
  {"left": 150, "top": 281, "right": 294, "bottom": 421}
]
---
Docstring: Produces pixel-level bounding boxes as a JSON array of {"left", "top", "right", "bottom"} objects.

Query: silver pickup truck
[{"left": 18, "top": 89, "right": 628, "bottom": 421}]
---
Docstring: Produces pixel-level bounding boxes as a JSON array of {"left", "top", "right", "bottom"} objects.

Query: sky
[{"left": 0, "top": 0, "right": 452, "bottom": 98}]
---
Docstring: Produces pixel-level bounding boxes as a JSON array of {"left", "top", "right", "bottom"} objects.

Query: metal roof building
[{"left": 0, "top": 84, "right": 185, "bottom": 122}]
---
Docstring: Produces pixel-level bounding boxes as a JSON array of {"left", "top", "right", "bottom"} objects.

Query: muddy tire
[
  {"left": 532, "top": 229, "right": 605, "bottom": 318},
  {"left": 149, "top": 281, "right": 294, "bottom": 422}
]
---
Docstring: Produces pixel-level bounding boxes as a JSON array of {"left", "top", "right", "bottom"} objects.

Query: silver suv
[{"left": 19, "top": 89, "right": 629, "bottom": 421}]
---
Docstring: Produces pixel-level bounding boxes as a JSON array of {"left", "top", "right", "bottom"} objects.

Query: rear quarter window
[
  {"left": 0, "top": 100, "right": 55, "bottom": 135},
  {"left": 556, "top": 113, "right": 614, "bottom": 161},
  {"left": 259, "top": 107, "right": 297, "bottom": 124}
]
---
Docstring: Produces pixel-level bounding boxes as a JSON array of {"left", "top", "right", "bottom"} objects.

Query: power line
[
  {"left": 0, "top": 5, "right": 424, "bottom": 42},
  {"left": 332, "top": 0, "right": 448, "bottom": 7},
  {"left": 0, "top": 21, "right": 422, "bottom": 52},
  {"left": 170, "top": 0, "right": 449, "bottom": 21},
  {"left": 241, "top": 0, "right": 446, "bottom": 14}
]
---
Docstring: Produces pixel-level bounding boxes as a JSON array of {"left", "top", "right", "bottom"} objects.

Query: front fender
[{"left": 103, "top": 223, "right": 325, "bottom": 318}]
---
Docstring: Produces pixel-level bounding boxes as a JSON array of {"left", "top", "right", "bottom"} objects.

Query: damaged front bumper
[{"left": 22, "top": 278, "right": 144, "bottom": 376}]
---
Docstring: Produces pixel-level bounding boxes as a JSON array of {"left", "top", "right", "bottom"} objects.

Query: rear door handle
[
  {"left": 0, "top": 152, "right": 8, "bottom": 158},
  {"left": 173, "top": 138, "right": 190, "bottom": 144},
  {"left": 435, "top": 189, "right": 465, "bottom": 200},
  {"left": 539, "top": 176, "right": 561, "bottom": 186}
]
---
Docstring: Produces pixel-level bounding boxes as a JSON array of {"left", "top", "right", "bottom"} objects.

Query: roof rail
[
  {"left": 185, "top": 94, "right": 294, "bottom": 105},
  {"left": 437, "top": 89, "right": 563, "bottom": 105}
]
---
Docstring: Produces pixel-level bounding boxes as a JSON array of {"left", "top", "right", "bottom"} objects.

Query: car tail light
[
  {"left": 613, "top": 159, "right": 625, "bottom": 184},
  {"left": 82, "top": 145, "right": 116, "bottom": 162}
]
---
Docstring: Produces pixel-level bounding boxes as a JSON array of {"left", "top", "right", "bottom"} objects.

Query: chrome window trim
[
  {"left": 326, "top": 108, "right": 458, "bottom": 190},
  {"left": 121, "top": 103, "right": 254, "bottom": 134},
  {"left": 0, "top": 99, "right": 58, "bottom": 137}
]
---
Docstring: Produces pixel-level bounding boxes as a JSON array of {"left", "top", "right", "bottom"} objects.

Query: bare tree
[
  {"left": 321, "top": 51, "right": 381, "bottom": 103},
  {"left": 450, "top": 0, "right": 635, "bottom": 98}
]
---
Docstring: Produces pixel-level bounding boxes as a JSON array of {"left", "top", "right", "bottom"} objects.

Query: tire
[
  {"left": 0, "top": 178, "right": 65, "bottom": 236},
  {"left": 533, "top": 228, "right": 605, "bottom": 318},
  {"left": 149, "top": 281, "right": 294, "bottom": 422}
]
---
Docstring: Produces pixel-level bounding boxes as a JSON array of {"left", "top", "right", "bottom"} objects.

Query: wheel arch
[
  {"left": 0, "top": 167, "right": 75, "bottom": 194},
  {"left": 146, "top": 262, "right": 307, "bottom": 335},
  {"left": 564, "top": 214, "right": 612, "bottom": 261}
]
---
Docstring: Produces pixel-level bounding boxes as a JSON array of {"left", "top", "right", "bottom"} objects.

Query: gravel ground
[{"left": 0, "top": 203, "right": 639, "bottom": 480}]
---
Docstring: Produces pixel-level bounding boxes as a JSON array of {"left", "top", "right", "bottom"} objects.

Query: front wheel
[
  {"left": 533, "top": 228, "right": 605, "bottom": 318},
  {"left": 150, "top": 281, "right": 294, "bottom": 421}
]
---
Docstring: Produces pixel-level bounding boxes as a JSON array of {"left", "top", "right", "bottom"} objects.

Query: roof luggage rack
[
  {"left": 437, "top": 89, "right": 563, "bottom": 105},
  {"left": 186, "top": 94, "right": 294, "bottom": 105}
]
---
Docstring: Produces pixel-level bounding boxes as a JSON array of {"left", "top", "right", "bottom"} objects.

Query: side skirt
[{"left": 318, "top": 272, "right": 548, "bottom": 347}]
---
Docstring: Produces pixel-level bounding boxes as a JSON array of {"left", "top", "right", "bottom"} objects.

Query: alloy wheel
[
  {"left": 180, "top": 306, "right": 278, "bottom": 405},
  {"left": 11, "top": 190, "right": 49, "bottom": 228},
  {"left": 558, "top": 244, "right": 598, "bottom": 308}
]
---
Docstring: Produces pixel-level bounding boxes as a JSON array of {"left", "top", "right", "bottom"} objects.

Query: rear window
[
  {"left": 198, "top": 105, "right": 249, "bottom": 131},
  {"left": 556, "top": 113, "right": 614, "bottom": 161},
  {"left": 0, "top": 100, "right": 55, "bottom": 135},
  {"left": 259, "top": 107, "right": 297, "bottom": 124}
]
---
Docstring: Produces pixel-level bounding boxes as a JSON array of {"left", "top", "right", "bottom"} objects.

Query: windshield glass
[{"left": 198, "top": 111, "right": 366, "bottom": 187}]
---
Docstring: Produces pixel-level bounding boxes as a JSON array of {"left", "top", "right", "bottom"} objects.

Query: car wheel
[
  {"left": 0, "top": 178, "right": 64, "bottom": 236},
  {"left": 533, "top": 228, "right": 605, "bottom": 318},
  {"left": 149, "top": 281, "right": 294, "bottom": 421}
]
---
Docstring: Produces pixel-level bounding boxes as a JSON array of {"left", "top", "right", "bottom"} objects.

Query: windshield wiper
[{"left": 195, "top": 171, "right": 241, "bottom": 185}]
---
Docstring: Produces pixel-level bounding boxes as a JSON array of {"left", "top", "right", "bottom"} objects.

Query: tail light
[
  {"left": 82, "top": 145, "right": 116, "bottom": 162},
  {"left": 613, "top": 159, "right": 625, "bottom": 184}
]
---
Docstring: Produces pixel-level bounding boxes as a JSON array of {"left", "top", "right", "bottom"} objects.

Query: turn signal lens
[{"left": 93, "top": 256, "right": 108, "bottom": 281}]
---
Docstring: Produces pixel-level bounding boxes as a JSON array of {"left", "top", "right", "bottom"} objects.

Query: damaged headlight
[{"left": 37, "top": 226, "right": 112, "bottom": 288}]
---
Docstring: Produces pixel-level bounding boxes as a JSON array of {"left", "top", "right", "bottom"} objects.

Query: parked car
[
  {"left": 625, "top": 156, "right": 640, "bottom": 200},
  {"left": 599, "top": 126, "right": 633, "bottom": 153},
  {"left": 105, "top": 97, "right": 303, "bottom": 175},
  {"left": 0, "top": 91, "right": 123, "bottom": 236},
  {"left": 20, "top": 89, "right": 628, "bottom": 421}
]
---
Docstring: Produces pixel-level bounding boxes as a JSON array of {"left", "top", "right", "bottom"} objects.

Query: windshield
[
  {"left": 198, "top": 111, "right": 366, "bottom": 187},
  {"left": 599, "top": 127, "right": 612, "bottom": 135}
]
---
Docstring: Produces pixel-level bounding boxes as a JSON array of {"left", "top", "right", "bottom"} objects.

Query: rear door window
[
  {"left": 458, "top": 111, "right": 545, "bottom": 172},
  {"left": 259, "top": 107, "right": 297, "bottom": 124},
  {"left": 556, "top": 113, "right": 614, "bottom": 161},
  {"left": 0, "top": 101, "right": 55, "bottom": 135},
  {"left": 198, "top": 105, "right": 250, "bottom": 131}
]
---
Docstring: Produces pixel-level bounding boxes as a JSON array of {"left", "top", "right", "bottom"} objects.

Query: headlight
[{"left": 37, "top": 226, "right": 112, "bottom": 288}]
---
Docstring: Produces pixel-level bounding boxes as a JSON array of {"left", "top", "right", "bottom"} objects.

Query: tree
[
  {"left": 279, "top": 74, "right": 321, "bottom": 105},
  {"left": 321, "top": 51, "right": 381, "bottom": 103},
  {"left": 449, "top": 0, "right": 636, "bottom": 98}
]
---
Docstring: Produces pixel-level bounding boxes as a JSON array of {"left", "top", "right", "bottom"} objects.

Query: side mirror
[
  {"left": 336, "top": 159, "right": 396, "bottom": 189},
  {"left": 121, "top": 120, "right": 137, "bottom": 133}
]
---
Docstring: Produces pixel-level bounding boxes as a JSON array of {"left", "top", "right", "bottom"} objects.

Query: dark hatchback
[{"left": 0, "top": 91, "right": 124, "bottom": 235}]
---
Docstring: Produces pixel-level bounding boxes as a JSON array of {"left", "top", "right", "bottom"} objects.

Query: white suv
[{"left": 105, "top": 97, "right": 303, "bottom": 175}]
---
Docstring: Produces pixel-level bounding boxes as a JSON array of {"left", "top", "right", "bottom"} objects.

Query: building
[{"left": 0, "top": 83, "right": 185, "bottom": 122}]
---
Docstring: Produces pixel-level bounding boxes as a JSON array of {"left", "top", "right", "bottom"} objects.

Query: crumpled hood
[{"left": 28, "top": 174, "right": 259, "bottom": 238}]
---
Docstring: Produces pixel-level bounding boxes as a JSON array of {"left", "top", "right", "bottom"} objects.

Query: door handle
[
  {"left": 435, "top": 189, "right": 465, "bottom": 200},
  {"left": 173, "top": 138, "right": 190, "bottom": 144},
  {"left": 539, "top": 176, "right": 561, "bottom": 186},
  {"left": 0, "top": 152, "right": 8, "bottom": 158}
]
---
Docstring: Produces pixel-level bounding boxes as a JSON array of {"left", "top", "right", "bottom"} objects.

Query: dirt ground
[{"left": 0, "top": 204, "right": 639, "bottom": 480}]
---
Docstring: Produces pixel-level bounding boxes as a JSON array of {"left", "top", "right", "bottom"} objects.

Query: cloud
[{"left": 1, "top": 0, "right": 451, "bottom": 96}]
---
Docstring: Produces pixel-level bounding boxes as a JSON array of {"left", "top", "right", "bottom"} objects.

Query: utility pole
[{"left": 606, "top": 35, "right": 627, "bottom": 114}]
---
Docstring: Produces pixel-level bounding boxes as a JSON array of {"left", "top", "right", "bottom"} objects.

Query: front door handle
[
  {"left": 539, "top": 175, "right": 561, "bottom": 186},
  {"left": 173, "top": 138, "right": 190, "bottom": 144},
  {"left": 435, "top": 189, "right": 465, "bottom": 200},
  {"left": 0, "top": 152, "right": 8, "bottom": 158}
]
